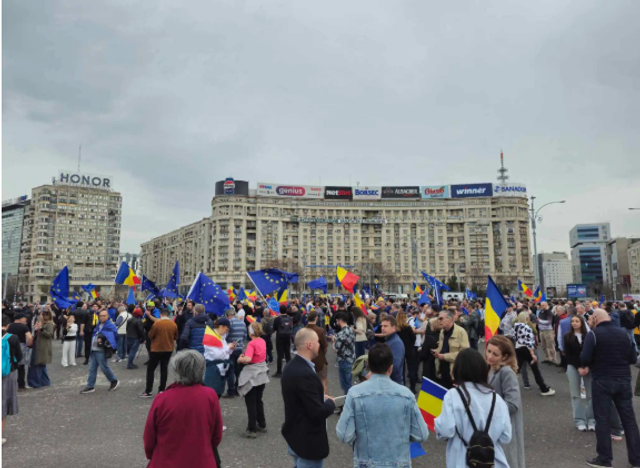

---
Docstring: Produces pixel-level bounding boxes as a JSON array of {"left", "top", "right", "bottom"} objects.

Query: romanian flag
[
  {"left": 248, "top": 290, "right": 257, "bottom": 302},
  {"left": 486, "top": 275, "right": 509, "bottom": 341},
  {"left": 246, "top": 315, "right": 256, "bottom": 324},
  {"left": 336, "top": 266, "right": 359, "bottom": 293},
  {"left": 91, "top": 290, "right": 99, "bottom": 299},
  {"left": 203, "top": 326, "right": 223, "bottom": 348},
  {"left": 517, "top": 279, "right": 533, "bottom": 297},
  {"left": 115, "top": 262, "right": 141, "bottom": 287},
  {"left": 275, "top": 286, "right": 288, "bottom": 305},
  {"left": 417, "top": 377, "right": 447, "bottom": 432},
  {"left": 354, "top": 290, "right": 367, "bottom": 314},
  {"left": 533, "top": 286, "right": 542, "bottom": 303},
  {"left": 412, "top": 282, "right": 423, "bottom": 294},
  {"left": 228, "top": 287, "right": 236, "bottom": 300}
]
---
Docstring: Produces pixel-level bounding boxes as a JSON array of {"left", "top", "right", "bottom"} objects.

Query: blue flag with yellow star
[
  {"left": 187, "top": 272, "right": 229, "bottom": 316},
  {"left": 141, "top": 275, "right": 160, "bottom": 297},
  {"left": 50, "top": 266, "right": 75, "bottom": 303},
  {"left": 163, "top": 261, "right": 180, "bottom": 298},
  {"left": 246, "top": 269, "right": 291, "bottom": 296}
]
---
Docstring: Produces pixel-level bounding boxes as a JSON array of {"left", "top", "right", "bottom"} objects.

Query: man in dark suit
[{"left": 281, "top": 328, "right": 336, "bottom": 467}]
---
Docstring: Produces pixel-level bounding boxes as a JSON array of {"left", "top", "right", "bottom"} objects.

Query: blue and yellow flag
[{"left": 486, "top": 275, "right": 510, "bottom": 341}]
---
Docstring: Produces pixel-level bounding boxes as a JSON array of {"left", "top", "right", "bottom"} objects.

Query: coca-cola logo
[{"left": 276, "top": 186, "right": 305, "bottom": 196}]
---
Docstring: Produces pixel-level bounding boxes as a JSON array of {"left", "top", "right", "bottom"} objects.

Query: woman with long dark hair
[
  {"left": 486, "top": 335, "right": 525, "bottom": 468},
  {"left": 396, "top": 311, "right": 418, "bottom": 392},
  {"left": 27, "top": 310, "right": 54, "bottom": 388},
  {"left": 435, "top": 348, "right": 512, "bottom": 468},
  {"left": 564, "top": 315, "right": 595, "bottom": 431}
]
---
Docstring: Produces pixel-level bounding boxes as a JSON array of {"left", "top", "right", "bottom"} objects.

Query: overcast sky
[{"left": 3, "top": 0, "right": 640, "bottom": 255}]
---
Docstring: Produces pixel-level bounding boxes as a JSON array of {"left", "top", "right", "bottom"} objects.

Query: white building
[
  {"left": 536, "top": 252, "right": 572, "bottom": 295},
  {"left": 140, "top": 179, "right": 534, "bottom": 293}
]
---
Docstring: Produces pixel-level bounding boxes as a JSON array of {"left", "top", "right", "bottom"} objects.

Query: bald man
[
  {"left": 581, "top": 309, "right": 640, "bottom": 468},
  {"left": 281, "top": 327, "right": 336, "bottom": 467}
]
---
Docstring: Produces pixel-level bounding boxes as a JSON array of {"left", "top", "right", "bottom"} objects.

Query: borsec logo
[{"left": 223, "top": 177, "right": 235, "bottom": 194}]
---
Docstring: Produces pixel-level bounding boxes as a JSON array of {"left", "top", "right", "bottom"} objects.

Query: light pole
[{"left": 529, "top": 197, "right": 566, "bottom": 288}]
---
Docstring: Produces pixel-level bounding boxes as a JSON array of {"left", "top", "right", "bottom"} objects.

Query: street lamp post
[{"left": 529, "top": 197, "right": 566, "bottom": 288}]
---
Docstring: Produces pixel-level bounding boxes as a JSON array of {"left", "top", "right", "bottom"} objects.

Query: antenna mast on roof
[{"left": 497, "top": 149, "right": 509, "bottom": 184}]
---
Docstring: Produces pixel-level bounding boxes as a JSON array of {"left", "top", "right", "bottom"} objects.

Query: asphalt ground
[{"left": 3, "top": 339, "right": 640, "bottom": 468}]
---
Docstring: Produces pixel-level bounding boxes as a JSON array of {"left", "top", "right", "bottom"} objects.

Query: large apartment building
[
  {"left": 570, "top": 223, "right": 610, "bottom": 287},
  {"left": 140, "top": 179, "right": 534, "bottom": 293},
  {"left": 17, "top": 171, "right": 122, "bottom": 304},
  {"left": 536, "top": 252, "right": 573, "bottom": 294},
  {"left": 2, "top": 196, "right": 30, "bottom": 299}
]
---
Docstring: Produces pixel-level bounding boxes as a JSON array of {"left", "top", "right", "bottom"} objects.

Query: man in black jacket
[
  {"left": 581, "top": 309, "right": 640, "bottom": 468},
  {"left": 281, "top": 328, "right": 336, "bottom": 467}
]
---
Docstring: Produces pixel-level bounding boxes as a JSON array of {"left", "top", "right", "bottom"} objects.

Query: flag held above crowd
[
  {"left": 307, "top": 276, "right": 328, "bottom": 294},
  {"left": 336, "top": 266, "right": 359, "bottom": 293},
  {"left": 162, "top": 261, "right": 180, "bottom": 299},
  {"left": 141, "top": 275, "right": 161, "bottom": 297},
  {"left": 246, "top": 268, "right": 296, "bottom": 296},
  {"left": 115, "top": 261, "right": 141, "bottom": 287},
  {"left": 126, "top": 287, "right": 136, "bottom": 305},
  {"left": 485, "top": 275, "right": 510, "bottom": 341},
  {"left": 187, "top": 272, "right": 229, "bottom": 316},
  {"left": 517, "top": 278, "right": 533, "bottom": 297}
]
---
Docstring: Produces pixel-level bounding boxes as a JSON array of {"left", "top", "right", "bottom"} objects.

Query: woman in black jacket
[
  {"left": 563, "top": 315, "right": 594, "bottom": 431},
  {"left": 126, "top": 308, "right": 145, "bottom": 369}
]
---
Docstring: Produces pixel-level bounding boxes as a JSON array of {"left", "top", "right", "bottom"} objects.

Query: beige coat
[{"left": 435, "top": 323, "right": 470, "bottom": 377}]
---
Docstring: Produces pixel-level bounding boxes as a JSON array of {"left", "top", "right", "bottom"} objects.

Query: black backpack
[
  {"left": 278, "top": 315, "right": 293, "bottom": 338},
  {"left": 620, "top": 309, "right": 635, "bottom": 330},
  {"left": 455, "top": 387, "right": 497, "bottom": 468}
]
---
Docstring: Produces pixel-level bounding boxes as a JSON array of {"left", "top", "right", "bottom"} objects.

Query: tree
[
  {"left": 357, "top": 262, "right": 399, "bottom": 295},
  {"left": 446, "top": 274, "right": 460, "bottom": 291}
]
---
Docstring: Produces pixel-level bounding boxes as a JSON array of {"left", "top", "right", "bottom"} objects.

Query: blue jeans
[
  {"left": 287, "top": 446, "right": 324, "bottom": 468},
  {"left": 87, "top": 351, "right": 117, "bottom": 388},
  {"left": 126, "top": 338, "right": 141, "bottom": 368},
  {"left": 116, "top": 335, "right": 127, "bottom": 359},
  {"left": 337, "top": 359, "right": 353, "bottom": 395},
  {"left": 27, "top": 365, "right": 50, "bottom": 388},
  {"left": 592, "top": 376, "right": 640, "bottom": 466},
  {"left": 355, "top": 341, "right": 367, "bottom": 359},
  {"left": 75, "top": 334, "right": 84, "bottom": 357}
]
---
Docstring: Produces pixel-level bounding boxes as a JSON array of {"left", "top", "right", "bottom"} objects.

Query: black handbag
[{"left": 96, "top": 333, "right": 115, "bottom": 359}]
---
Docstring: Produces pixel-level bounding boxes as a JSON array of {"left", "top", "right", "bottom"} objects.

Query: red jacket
[{"left": 144, "top": 383, "right": 223, "bottom": 468}]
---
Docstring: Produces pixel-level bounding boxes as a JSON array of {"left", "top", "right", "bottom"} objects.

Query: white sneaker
[
  {"left": 541, "top": 388, "right": 556, "bottom": 396},
  {"left": 577, "top": 424, "right": 587, "bottom": 432},
  {"left": 223, "top": 426, "right": 227, "bottom": 432},
  {"left": 588, "top": 424, "right": 596, "bottom": 432},
  {"left": 2, "top": 438, "right": 6, "bottom": 444}
]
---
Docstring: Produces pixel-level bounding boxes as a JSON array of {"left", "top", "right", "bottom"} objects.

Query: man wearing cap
[
  {"left": 581, "top": 309, "right": 640, "bottom": 468},
  {"left": 179, "top": 304, "right": 214, "bottom": 355}
]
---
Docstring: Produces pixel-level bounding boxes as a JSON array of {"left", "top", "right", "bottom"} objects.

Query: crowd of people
[{"left": 2, "top": 293, "right": 640, "bottom": 467}]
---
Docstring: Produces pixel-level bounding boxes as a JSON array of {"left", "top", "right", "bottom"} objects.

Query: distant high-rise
[
  {"left": 569, "top": 223, "right": 610, "bottom": 290},
  {"left": 18, "top": 170, "right": 122, "bottom": 304},
  {"left": 2, "top": 196, "right": 30, "bottom": 299}
]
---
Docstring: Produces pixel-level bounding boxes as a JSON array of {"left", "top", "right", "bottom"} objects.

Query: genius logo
[{"left": 277, "top": 186, "right": 305, "bottom": 196}]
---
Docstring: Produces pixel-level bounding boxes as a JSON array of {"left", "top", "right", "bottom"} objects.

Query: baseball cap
[
  {"left": 216, "top": 317, "right": 231, "bottom": 328},
  {"left": 147, "top": 301, "right": 156, "bottom": 308}
]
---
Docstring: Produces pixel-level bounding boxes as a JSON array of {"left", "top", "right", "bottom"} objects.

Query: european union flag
[
  {"left": 247, "top": 269, "right": 291, "bottom": 296},
  {"left": 418, "top": 289, "right": 431, "bottom": 306},
  {"left": 141, "top": 275, "right": 160, "bottom": 296},
  {"left": 421, "top": 272, "right": 451, "bottom": 292},
  {"left": 54, "top": 296, "right": 76, "bottom": 309},
  {"left": 238, "top": 287, "right": 248, "bottom": 302},
  {"left": 163, "top": 261, "right": 180, "bottom": 298},
  {"left": 267, "top": 298, "right": 280, "bottom": 314},
  {"left": 187, "top": 272, "right": 229, "bottom": 316},
  {"left": 466, "top": 288, "right": 477, "bottom": 300},
  {"left": 50, "top": 266, "right": 77, "bottom": 305},
  {"left": 307, "top": 277, "right": 328, "bottom": 294},
  {"left": 126, "top": 287, "right": 136, "bottom": 305},
  {"left": 81, "top": 283, "right": 95, "bottom": 293}
]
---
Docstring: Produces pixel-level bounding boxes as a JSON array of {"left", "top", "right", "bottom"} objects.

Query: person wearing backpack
[
  {"left": 273, "top": 305, "right": 293, "bottom": 377},
  {"left": 435, "top": 348, "right": 512, "bottom": 468},
  {"left": 2, "top": 314, "right": 23, "bottom": 445}
]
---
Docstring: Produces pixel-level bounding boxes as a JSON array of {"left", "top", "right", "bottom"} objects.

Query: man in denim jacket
[{"left": 336, "top": 343, "right": 428, "bottom": 467}]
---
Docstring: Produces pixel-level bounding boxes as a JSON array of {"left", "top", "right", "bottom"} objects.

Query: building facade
[
  {"left": 18, "top": 171, "right": 122, "bottom": 304},
  {"left": 570, "top": 223, "right": 611, "bottom": 287},
  {"left": 141, "top": 180, "right": 534, "bottom": 293},
  {"left": 119, "top": 252, "right": 141, "bottom": 275},
  {"left": 2, "top": 196, "right": 30, "bottom": 299},
  {"left": 628, "top": 242, "right": 640, "bottom": 295},
  {"left": 536, "top": 252, "right": 572, "bottom": 294},
  {"left": 606, "top": 238, "right": 640, "bottom": 299}
]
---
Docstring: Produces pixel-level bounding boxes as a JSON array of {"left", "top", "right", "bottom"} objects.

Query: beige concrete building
[
  {"left": 628, "top": 242, "right": 640, "bottom": 294},
  {"left": 18, "top": 171, "right": 122, "bottom": 304},
  {"left": 140, "top": 180, "right": 534, "bottom": 293}
]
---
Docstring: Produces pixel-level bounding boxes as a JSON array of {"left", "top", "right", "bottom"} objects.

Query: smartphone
[{"left": 333, "top": 395, "right": 346, "bottom": 407}]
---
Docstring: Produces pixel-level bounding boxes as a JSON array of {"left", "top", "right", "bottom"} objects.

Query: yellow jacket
[{"left": 436, "top": 324, "right": 470, "bottom": 377}]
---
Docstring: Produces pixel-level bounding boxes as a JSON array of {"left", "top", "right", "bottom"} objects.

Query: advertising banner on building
[
  {"left": 450, "top": 183, "right": 493, "bottom": 198},
  {"left": 380, "top": 186, "right": 421, "bottom": 199},
  {"left": 567, "top": 284, "right": 587, "bottom": 298},
  {"left": 420, "top": 185, "right": 450, "bottom": 199},
  {"left": 215, "top": 178, "right": 249, "bottom": 196},
  {"left": 324, "top": 186, "right": 353, "bottom": 200},
  {"left": 352, "top": 186, "right": 382, "bottom": 200},
  {"left": 257, "top": 183, "right": 323, "bottom": 198},
  {"left": 493, "top": 183, "right": 527, "bottom": 197},
  {"left": 58, "top": 170, "right": 113, "bottom": 189}
]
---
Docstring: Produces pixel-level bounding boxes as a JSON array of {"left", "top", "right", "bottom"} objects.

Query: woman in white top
[
  {"left": 61, "top": 314, "right": 77, "bottom": 367},
  {"left": 435, "top": 348, "right": 512, "bottom": 468},
  {"left": 202, "top": 316, "right": 237, "bottom": 397},
  {"left": 352, "top": 307, "right": 368, "bottom": 359}
]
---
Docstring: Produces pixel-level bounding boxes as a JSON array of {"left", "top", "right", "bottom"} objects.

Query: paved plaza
[{"left": 3, "top": 340, "right": 640, "bottom": 468}]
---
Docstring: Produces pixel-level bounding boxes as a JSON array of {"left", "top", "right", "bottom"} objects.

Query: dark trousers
[
  {"left": 84, "top": 332, "right": 93, "bottom": 361},
  {"left": 515, "top": 347, "right": 549, "bottom": 392},
  {"left": 223, "top": 348, "right": 242, "bottom": 396},
  {"left": 592, "top": 376, "right": 640, "bottom": 466},
  {"left": 421, "top": 354, "right": 437, "bottom": 382},
  {"left": 405, "top": 347, "right": 420, "bottom": 390},
  {"left": 244, "top": 384, "right": 266, "bottom": 432},
  {"left": 145, "top": 351, "right": 173, "bottom": 393},
  {"left": 469, "top": 338, "right": 478, "bottom": 350},
  {"left": 276, "top": 335, "right": 291, "bottom": 373},
  {"left": 17, "top": 364, "right": 26, "bottom": 389},
  {"left": 262, "top": 335, "right": 273, "bottom": 363},
  {"left": 355, "top": 341, "right": 367, "bottom": 359},
  {"left": 75, "top": 334, "right": 84, "bottom": 357}
]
